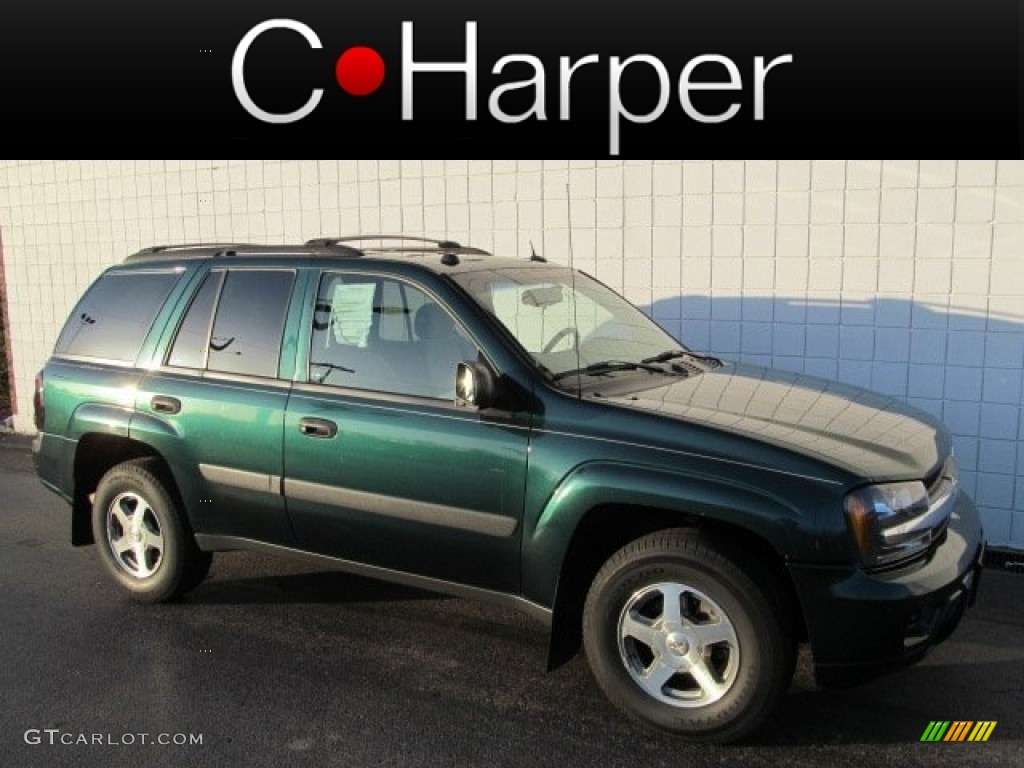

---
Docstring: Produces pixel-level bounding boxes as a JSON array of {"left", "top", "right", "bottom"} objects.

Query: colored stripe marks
[{"left": 920, "top": 721, "right": 997, "bottom": 742}]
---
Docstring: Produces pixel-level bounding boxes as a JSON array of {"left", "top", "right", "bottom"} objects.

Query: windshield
[{"left": 451, "top": 266, "right": 689, "bottom": 382}]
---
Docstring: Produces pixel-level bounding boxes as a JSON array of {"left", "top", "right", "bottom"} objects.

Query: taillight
[{"left": 33, "top": 370, "right": 45, "bottom": 430}]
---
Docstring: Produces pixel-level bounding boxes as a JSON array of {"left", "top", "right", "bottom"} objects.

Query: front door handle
[
  {"left": 151, "top": 395, "right": 181, "bottom": 414},
  {"left": 298, "top": 417, "right": 338, "bottom": 439}
]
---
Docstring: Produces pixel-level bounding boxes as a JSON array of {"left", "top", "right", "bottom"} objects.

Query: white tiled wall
[{"left": 1, "top": 160, "right": 1022, "bottom": 548}]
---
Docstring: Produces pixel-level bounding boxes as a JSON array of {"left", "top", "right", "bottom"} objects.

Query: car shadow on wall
[{"left": 643, "top": 293, "right": 1024, "bottom": 544}]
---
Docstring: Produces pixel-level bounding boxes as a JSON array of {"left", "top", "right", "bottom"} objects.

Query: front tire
[
  {"left": 91, "top": 458, "right": 211, "bottom": 603},
  {"left": 582, "top": 529, "right": 796, "bottom": 743}
]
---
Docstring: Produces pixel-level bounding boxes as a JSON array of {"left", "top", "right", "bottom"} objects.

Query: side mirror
[{"left": 455, "top": 361, "right": 496, "bottom": 409}]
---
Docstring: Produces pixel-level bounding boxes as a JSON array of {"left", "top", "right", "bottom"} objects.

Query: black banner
[{"left": 1, "top": 0, "right": 1019, "bottom": 156}]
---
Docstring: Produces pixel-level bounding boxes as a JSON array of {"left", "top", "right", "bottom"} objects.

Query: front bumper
[{"left": 789, "top": 490, "right": 984, "bottom": 687}]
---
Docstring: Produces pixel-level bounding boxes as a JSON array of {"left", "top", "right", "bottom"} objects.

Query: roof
[{"left": 121, "top": 236, "right": 558, "bottom": 273}]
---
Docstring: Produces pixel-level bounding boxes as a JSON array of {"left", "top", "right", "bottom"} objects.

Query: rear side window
[
  {"left": 208, "top": 270, "right": 294, "bottom": 377},
  {"left": 166, "top": 269, "right": 295, "bottom": 378},
  {"left": 55, "top": 271, "right": 180, "bottom": 362}
]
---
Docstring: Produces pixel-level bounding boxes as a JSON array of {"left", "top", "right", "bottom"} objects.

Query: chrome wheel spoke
[
  {"left": 686, "top": 656, "right": 726, "bottom": 702},
  {"left": 144, "top": 528, "right": 164, "bottom": 552},
  {"left": 110, "top": 505, "right": 131, "bottom": 532},
  {"left": 112, "top": 535, "right": 134, "bottom": 556},
  {"left": 689, "top": 619, "right": 735, "bottom": 649},
  {"left": 658, "top": 584, "right": 684, "bottom": 625},
  {"left": 621, "top": 612, "right": 658, "bottom": 648},
  {"left": 133, "top": 543, "right": 150, "bottom": 574},
  {"left": 641, "top": 659, "right": 680, "bottom": 696},
  {"left": 135, "top": 503, "right": 154, "bottom": 530}
]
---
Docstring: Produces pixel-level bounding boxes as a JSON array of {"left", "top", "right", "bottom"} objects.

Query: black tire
[
  {"left": 582, "top": 528, "right": 796, "bottom": 743},
  {"left": 91, "top": 458, "right": 210, "bottom": 603}
]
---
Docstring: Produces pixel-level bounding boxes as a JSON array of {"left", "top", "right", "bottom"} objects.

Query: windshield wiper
[
  {"left": 682, "top": 350, "right": 723, "bottom": 367},
  {"left": 642, "top": 349, "right": 723, "bottom": 368},
  {"left": 641, "top": 349, "right": 687, "bottom": 364},
  {"left": 551, "top": 360, "right": 667, "bottom": 382}
]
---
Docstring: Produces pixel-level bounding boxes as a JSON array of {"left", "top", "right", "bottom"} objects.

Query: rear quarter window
[{"left": 54, "top": 270, "right": 180, "bottom": 362}]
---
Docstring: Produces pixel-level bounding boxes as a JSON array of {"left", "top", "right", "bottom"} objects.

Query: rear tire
[
  {"left": 582, "top": 529, "right": 796, "bottom": 743},
  {"left": 91, "top": 458, "right": 210, "bottom": 603}
]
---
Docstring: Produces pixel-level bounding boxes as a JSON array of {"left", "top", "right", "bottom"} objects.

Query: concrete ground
[{"left": 1, "top": 433, "right": 1021, "bottom": 767}]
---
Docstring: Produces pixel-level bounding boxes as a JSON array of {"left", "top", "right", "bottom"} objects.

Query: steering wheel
[{"left": 542, "top": 326, "right": 580, "bottom": 354}]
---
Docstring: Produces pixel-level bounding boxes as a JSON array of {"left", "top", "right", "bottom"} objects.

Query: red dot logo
[{"left": 335, "top": 46, "right": 385, "bottom": 96}]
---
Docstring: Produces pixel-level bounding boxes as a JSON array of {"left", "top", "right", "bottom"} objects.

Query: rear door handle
[
  {"left": 151, "top": 395, "right": 181, "bottom": 414},
  {"left": 298, "top": 417, "right": 338, "bottom": 438}
]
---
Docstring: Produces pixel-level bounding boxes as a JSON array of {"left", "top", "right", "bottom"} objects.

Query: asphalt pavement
[{"left": 1, "top": 432, "right": 1021, "bottom": 767}]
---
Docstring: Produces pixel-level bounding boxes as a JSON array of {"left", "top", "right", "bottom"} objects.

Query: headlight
[{"left": 844, "top": 460, "right": 957, "bottom": 569}]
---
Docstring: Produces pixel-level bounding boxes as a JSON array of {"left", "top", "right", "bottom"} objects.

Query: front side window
[
  {"left": 55, "top": 271, "right": 180, "bottom": 362},
  {"left": 166, "top": 269, "right": 294, "bottom": 378},
  {"left": 310, "top": 272, "right": 477, "bottom": 400}
]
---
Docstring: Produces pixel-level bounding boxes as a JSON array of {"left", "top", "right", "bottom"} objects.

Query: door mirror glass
[{"left": 456, "top": 362, "right": 495, "bottom": 409}]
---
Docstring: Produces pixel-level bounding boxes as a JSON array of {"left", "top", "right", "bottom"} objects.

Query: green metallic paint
[
  {"left": 276, "top": 263, "right": 537, "bottom": 592},
  {"left": 34, "top": 245, "right": 985, "bottom": 683},
  {"left": 522, "top": 460, "right": 811, "bottom": 606},
  {"left": 513, "top": 378, "right": 865, "bottom": 607},
  {"left": 132, "top": 370, "right": 293, "bottom": 546},
  {"left": 45, "top": 361, "right": 145, "bottom": 437},
  {"left": 282, "top": 387, "right": 530, "bottom": 592},
  {"left": 69, "top": 403, "right": 133, "bottom": 441},
  {"left": 598, "top": 363, "right": 951, "bottom": 483},
  {"left": 128, "top": 410, "right": 182, "bottom": 440}
]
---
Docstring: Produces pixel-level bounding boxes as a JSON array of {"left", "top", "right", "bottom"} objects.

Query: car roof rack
[
  {"left": 307, "top": 235, "right": 492, "bottom": 266},
  {"left": 306, "top": 235, "right": 475, "bottom": 250},
  {"left": 125, "top": 242, "right": 367, "bottom": 263},
  {"left": 124, "top": 236, "right": 491, "bottom": 265},
  {"left": 136, "top": 243, "right": 260, "bottom": 254}
]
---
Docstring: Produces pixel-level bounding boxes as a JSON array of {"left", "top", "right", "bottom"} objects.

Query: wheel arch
[
  {"left": 543, "top": 504, "right": 808, "bottom": 672},
  {"left": 71, "top": 433, "right": 182, "bottom": 546}
]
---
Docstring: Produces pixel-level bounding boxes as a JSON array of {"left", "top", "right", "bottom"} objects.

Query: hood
[{"left": 599, "top": 362, "right": 948, "bottom": 481}]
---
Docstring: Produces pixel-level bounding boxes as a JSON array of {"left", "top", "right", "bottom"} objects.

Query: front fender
[{"left": 521, "top": 460, "right": 824, "bottom": 608}]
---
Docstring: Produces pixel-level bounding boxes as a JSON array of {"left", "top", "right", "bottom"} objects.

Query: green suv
[{"left": 33, "top": 237, "right": 984, "bottom": 742}]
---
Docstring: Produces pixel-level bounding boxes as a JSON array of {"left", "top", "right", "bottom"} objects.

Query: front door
[{"left": 282, "top": 269, "right": 531, "bottom": 592}]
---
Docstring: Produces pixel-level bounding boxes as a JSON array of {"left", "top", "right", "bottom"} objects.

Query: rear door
[{"left": 134, "top": 264, "right": 304, "bottom": 546}]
